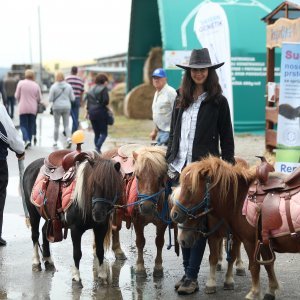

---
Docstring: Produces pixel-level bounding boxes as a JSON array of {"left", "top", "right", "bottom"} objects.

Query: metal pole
[
  {"left": 28, "top": 26, "right": 33, "bottom": 65},
  {"left": 38, "top": 5, "right": 43, "bottom": 87}
]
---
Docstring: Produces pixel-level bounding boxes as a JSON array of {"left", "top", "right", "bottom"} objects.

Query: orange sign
[{"left": 267, "top": 18, "right": 300, "bottom": 48}]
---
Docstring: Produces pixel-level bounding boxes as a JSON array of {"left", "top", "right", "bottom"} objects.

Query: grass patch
[{"left": 108, "top": 116, "right": 154, "bottom": 139}]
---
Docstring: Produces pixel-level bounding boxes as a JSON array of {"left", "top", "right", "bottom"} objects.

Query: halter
[
  {"left": 92, "top": 195, "right": 118, "bottom": 214},
  {"left": 175, "top": 177, "right": 212, "bottom": 219}
]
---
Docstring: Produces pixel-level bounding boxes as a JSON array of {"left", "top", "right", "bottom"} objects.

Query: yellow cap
[{"left": 71, "top": 130, "right": 85, "bottom": 144}]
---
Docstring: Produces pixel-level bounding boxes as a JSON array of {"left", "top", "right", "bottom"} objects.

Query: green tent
[{"left": 127, "top": 0, "right": 283, "bottom": 132}]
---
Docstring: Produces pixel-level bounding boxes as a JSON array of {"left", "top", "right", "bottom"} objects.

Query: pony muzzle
[
  {"left": 139, "top": 202, "right": 156, "bottom": 216},
  {"left": 171, "top": 207, "right": 187, "bottom": 224}
]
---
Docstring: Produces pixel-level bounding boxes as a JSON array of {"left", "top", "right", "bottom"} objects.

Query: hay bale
[
  {"left": 124, "top": 83, "right": 155, "bottom": 119},
  {"left": 143, "top": 47, "right": 163, "bottom": 84},
  {"left": 110, "top": 82, "right": 126, "bottom": 115}
]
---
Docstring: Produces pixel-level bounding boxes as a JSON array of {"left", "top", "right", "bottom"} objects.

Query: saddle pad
[
  {"left": 118, "top": 144, "right": 144, "bottom": 158},
  {"left": 31, "top": 173, "right": 76, "bottom": 212},
  {"left": 125, "top": 176, "right": 138, "bottom": 217},
  {"left": 242, "top": 195, "right": 300, "bottom": 238}
]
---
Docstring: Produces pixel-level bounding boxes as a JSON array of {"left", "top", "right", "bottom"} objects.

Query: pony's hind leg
[
  {"left": 153, "top": 224, "right": 167, "bottom": 277},
  {"left": 235, "top": 240, "right": 246, "bottom": 276},
  {"left": 112, "top": 229, "right": 127, "bottom": 260},
  {"left": 30, "top": 211, "right": 42, "bottom": 272},
  {"left": 261, "top": 248, "right": 279, "bottom": 300},
  {"left": 41, "top": 222, "right": 55, "bottom": 271},
  {"left": 244, "top": 242, "right": 262, "bottom": 300},
  {"left": 217, "top": 238, "right": 223, "bottom": 271}
]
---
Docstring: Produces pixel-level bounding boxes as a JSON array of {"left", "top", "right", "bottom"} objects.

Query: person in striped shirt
[{"left": 66, "top": 66, "right": 84, "bottom": 133}]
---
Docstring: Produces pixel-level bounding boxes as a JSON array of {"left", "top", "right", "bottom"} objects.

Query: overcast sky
[{"left": 0, "top": 0, "right": 132, "bottom": 68}]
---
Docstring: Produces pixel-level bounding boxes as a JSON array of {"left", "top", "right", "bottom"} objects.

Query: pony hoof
[
  {"left": 32, "top": 263, "right": 42, "bottom": 272},
  {"left": 216, "top": 263, "right": 222, "bottom": 271},
  {"left": 224, "top": 282, "right": 234, "bottom": 290},
  {"left": 236, "top": 268, "right": 246, "bottom": 276},
  {"left": 115, "top": 253, "right": 127, "bottom": 260},
  {"left": 153, "top": 268, "right": 163, "bottom": 278},
  {"left": 72, "top": 277, "right": 82, "bottom": 283},
  {"left": 44, "top": 261, "right": 56, "bottom": 271},
  {"left": 205, "top": 286, "right": 216, "bottom": 294},
  {"left": 263, "top": 294, "right": 275, "bottom": 300},
  {"left": 135, "top": 270, "right": 147, "bottom": 278}
]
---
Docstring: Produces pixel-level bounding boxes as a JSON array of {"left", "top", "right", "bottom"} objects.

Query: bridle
[
  {"left": 92, "top": 195, "right": 119, "bottom": 214},
  {"left": 175, "top": 177, "right": 213, "bottom": 219}
]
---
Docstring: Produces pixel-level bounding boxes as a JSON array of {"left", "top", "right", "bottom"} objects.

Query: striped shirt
[
  {"left": 169, "top": 92, "right": 207, "bottom": 173},
  {"left": 65, "top": 75, "right": 84, "bottom": 98}
]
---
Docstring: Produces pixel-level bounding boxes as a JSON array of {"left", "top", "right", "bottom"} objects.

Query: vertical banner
[
  {"left": 193, "top": 2, "right": 233, "bottom": 122},
  {"left": 276, "top": 43, "right": 300, "bottom": 173}
]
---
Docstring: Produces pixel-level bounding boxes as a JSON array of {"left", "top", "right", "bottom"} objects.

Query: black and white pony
[{"left": 23, "top": 154, "right": 123, "bottom": 284}]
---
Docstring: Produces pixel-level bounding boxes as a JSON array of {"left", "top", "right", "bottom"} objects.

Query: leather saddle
[
  {"left": 39, "top": 149, "right": 93, "bottom": 242},
  {"left": 248, "top": 158, "right": 300, "bottom": 245}
]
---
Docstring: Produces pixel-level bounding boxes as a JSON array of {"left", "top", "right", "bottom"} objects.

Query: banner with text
[{"left": 276, "top": 43, "right": 300, "bottom": 173}]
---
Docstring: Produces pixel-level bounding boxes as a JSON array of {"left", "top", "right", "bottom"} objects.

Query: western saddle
[
  {"left": 247, "top": 157, "right": 300, "bottom": 264},
  {"left": 40, "top": 147, "right": 93, "bottom": 242}
]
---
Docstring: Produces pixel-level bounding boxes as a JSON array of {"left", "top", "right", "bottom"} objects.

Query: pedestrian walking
[
  {"left": 0, "top": 102, "right": 25, "bottom": 246},
  {"left": 85, "top": 73, "right": 110, "bottom": 153},
  {"left": 4, "top": 72, "right": 18, "bottom": 119},
  {"left": 166, "top": 48, "right": 235, "bottom": 295},
  {"left": 65, "top": 66, "right": 84, "bottom": 133},
  {"left": 150, "top": 68, "right": 177, "bottom": 146},
  {"left": 14, "top": 69, "right": 42, "bottom": 149},
  {"left": 48, "top": 71, "right": 75, "bottom": 148}
]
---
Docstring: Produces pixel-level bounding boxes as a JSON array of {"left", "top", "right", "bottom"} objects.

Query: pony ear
[
  {"left": 132, "top": 151, "right": 138, "bottom": 160},
  {"left": 114, "top": 162, "right": 121, "bottom": 172}
]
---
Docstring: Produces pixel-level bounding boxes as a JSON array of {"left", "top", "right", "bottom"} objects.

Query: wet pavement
[{"left": 1, "top": 112, "right": 300, "bottom": 300}]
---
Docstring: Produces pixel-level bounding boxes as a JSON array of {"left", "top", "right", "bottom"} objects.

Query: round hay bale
[
  {"left": 124, "top": 83, "right": 155, "bottom": 119},
  {"left": 143, "top": 47, "right": 163, "bottom": 84},
  {"left": 110, "top": 82, "right": 126, "bottom": 115}
]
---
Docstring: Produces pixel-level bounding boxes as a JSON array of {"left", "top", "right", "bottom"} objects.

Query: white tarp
[{"left": 193, "top": 2, "right": 233, "bottom": 121}]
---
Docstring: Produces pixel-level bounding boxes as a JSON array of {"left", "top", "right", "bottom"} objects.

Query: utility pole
[
  {"left": 28, "top": 26, "right": 33, "bottom": 65},
  {"left": 38, "top": 5, "right": 43, "bottom": 88}
]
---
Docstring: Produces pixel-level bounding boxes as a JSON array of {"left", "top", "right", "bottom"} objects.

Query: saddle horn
[{"left": 255, "top": 156, "right": 275, "bottom": 184}]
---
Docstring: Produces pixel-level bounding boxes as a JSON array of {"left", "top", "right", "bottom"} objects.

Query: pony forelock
[{"left": 134, "top": 146, "right": 167, "bottom": 177}]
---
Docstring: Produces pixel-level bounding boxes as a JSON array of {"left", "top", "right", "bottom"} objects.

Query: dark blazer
[{"left": 166, "top": 94, "right": 235, "bottom": 165}]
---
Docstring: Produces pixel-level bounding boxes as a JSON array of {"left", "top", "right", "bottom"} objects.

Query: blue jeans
[
  {"left": 19, "top": 114, "right": 36, "bottom": 143},
  {"left": 6, "top": 96, "right": 15, "bottom": 118},
  {"left": 71, "top": 97, "right": 80, "bottom": 133},
  {"left": 182, "top": 236, "right": 207, "bottom": 280},
  {"left": 90, "top": 118, "right": 108, "bottom": 152},
  {"left": 157, "top": 130, "right": 169, "bottom": 146}
]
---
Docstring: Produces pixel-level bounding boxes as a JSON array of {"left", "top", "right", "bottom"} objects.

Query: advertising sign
[
  {"left": 267, "top": 18, "right": 300, "bottom": 49},
  {"left": 276, "top": 43, "right": 300, "bottom": 173}
]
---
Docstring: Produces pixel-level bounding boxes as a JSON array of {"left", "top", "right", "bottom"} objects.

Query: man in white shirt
[{"left": 150, "top": 68, "right": 177, "bottom": 146}]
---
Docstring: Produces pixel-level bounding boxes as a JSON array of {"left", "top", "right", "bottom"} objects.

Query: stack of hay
[
  {"left": 110, "top": 82, "right": 126, "bottom": 115},
  {"left": 124, "top": 47, "right": 162, "bottom": 119}
]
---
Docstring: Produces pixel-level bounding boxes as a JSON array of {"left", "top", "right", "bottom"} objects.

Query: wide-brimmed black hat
[{"left": 176, "top": 48, "right": 224, "bottom": 70}]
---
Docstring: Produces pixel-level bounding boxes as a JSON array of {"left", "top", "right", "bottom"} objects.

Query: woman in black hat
[{"left": 166, "top": 48, "right": 235, "bottom": 295}]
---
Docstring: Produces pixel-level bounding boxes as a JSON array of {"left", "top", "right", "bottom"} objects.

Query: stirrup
[{"left": 254, "top": 240, "right": 276, "bottom": 265}]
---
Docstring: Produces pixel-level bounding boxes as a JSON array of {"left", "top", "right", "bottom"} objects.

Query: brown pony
[
  {"left": 171, "top": 185, "right": 245, "bottom": 294},
  {"left": 170, "top": 156, "right": 300, "bottom": 300},
  {"left": 110, "top": 146, "right": 178, "bottom": 277}
]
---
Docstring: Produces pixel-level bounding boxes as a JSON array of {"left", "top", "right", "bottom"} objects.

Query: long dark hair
[{"left": 178, "top": 68, "right": 222, "bottom": 109}]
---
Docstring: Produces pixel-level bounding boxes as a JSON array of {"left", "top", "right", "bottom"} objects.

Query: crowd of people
[{"left": 1, "top": 48, "right": 235, "bottom": 296}]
